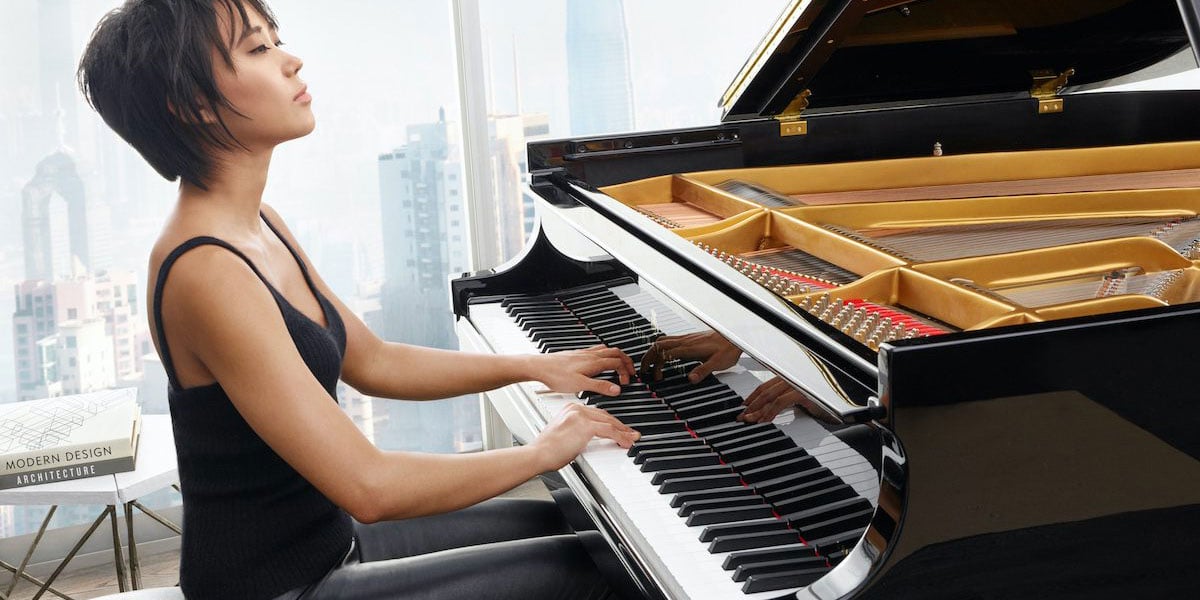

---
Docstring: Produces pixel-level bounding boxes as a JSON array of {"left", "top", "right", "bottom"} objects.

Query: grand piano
[{"left": 452, "top": 1, "right": 1200, "bottom": 598}]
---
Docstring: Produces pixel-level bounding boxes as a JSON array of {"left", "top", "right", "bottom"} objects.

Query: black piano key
[
  {"left": 649, "top": 464, "right": 733, "bottom": 486},
  {"left": 540, "top": 338, "right": 600, "bottom": 353},
  {"left": 635, "top": 430, "right": 695, "bottom": 443},
  {"left": 619, "top": 341, "right": 653, "bottom": 357},
  {"left": 520, "top": 318, "right": 578, "bottom": 331},
  {"left": 703, "top": 422, "right": 775, "bottom": 446},
  {"left": 742, "top": 567, "right": 829, "bottom": 593},
  {"left": 669, "top": 486, "right": 757, "bottom": 508},
  {"left": 710, "top": 429, "right": 787, "bottom": 453},
  {"left": 754, "top": 467, "right": 837, "bottom": 499},
  {"left": 573, "top": 305, "right": 636, "bottom": 320},
  {"left": 659, "top": 386, "right": 732, "bottom": 406},
  {"left": 634, "top": 446, "right": 712, "bottom": 466},
  {"left": 586, "top": 313, "right": 646, "bottom": 331},
  {"left": 708, "top": 529, "right": 803, "bottom": 553},
  {"left": 783, "top": 497, "right": 872, "bottom": 530},
  {"left": 532, "top": 326, "right": 592, "bottom": 340},
  {"left": 727, "top": 446, "right": 810, "bottom": 471},
  {"left": 650, "top": 376, "right": 722, "bottom": 396},
  {"left": 614, "top": 411, "right": 679, "bottom": 426},
  {"left": 628, "top": 438, "right": 708, "bottom": 460},
  {"left": 811, "top": 527, "right": 866, "bottom": 564},
  {"left": 678, "top": 495, "right": 766, "bottom": 517},
  {"left": 761, "top": 473, "right": 842, "bottom": 504},
  {"left": 603, "top": 329, "right": 665, "bottom": 347},
  {"left": 773, "top": 485, "right": 857, "bottom": 516},
  {"left": 722, "top": 544, "right": 818, "bottom": 571},
  {"left": 581, "top": 386, "right": 652, "bottom": 402},
  {"left": 684, "top": 405, "right": 748, "bottom": 429},
  {"left": 739, "top": 455, "right": 820, "bottom": 484},
  {"left": 699, "top": 518, "right": 790, "bottom": 543},
  {"left": 593, "top": 400, "right": 665, "bottom": 413},
  {"left": 641, "top": 452, "right": 723, "bottom": 472},
  {"left": 720, "top": 436, "right": 796, "bottom": 463},
  {"left": 733, "top": 556, "right": 829, "bottom": 583},
  {"left": 794, "top": 507, "right": 874, "bottom": 542},
  {"left": 686, "top": 505, "right": 777, "bottom": 526},
  {"left": 694, "top": 419, "right": 754, "bottom": 437},
  {"left": 631, "top": 420, "right": 689, "bottom": 436},
  {"left": 674, "top": 396, "right": 743, "bottom": 419},
  {"left": 658, "top": 473, "right": 744, "bottom": 494}
]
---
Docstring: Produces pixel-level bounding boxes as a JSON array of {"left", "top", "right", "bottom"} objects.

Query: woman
[{"left": 78, "top": 1, "right": 640, "bottom": 598}]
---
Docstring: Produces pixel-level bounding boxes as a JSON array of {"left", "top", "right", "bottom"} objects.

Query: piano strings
[
  {"left": 822, "top": 216, "right": 1200, "bottom": 262},
  {"left": 974, "top": 267, "right": 1196, "bottom": 307},
  {"left": 796, "top": 294, "right": 953, "bottom": 350},
  {"left": 634, "top": 202, "right": 724, "bottom": 229},
  {"left": 716, "top": 179, "right": 804, "bottom": 208},
  {"left": 693, "top": 242, "right": 854, "bottom": 296}
]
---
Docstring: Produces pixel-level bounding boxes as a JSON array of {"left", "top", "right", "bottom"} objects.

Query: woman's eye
[{"left": 251, "top": 44, "right": 269, "bottom": 54}]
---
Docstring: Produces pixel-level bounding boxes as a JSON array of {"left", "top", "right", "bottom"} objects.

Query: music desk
[{"left": 0, "top": 415, "right": 180, "bottom": 599}]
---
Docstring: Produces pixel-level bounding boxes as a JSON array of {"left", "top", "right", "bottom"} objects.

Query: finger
[
  {"left": 595, "top": 347, "right": 636, "bottom": 384},
  {"left": 583, "top": 405, "right": 638, "bottom": 436},
  {"left": 595, "top": 422, "right": 640, "bottom": 448},
  {"left": 580, "top": 375, "right": 622, "bottom": 397},
  {"left": 687, "top": 357, "right": 719, "bottom": 383}
]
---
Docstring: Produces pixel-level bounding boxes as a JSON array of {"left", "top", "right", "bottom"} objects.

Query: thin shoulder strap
[
  {"left": 259, "top": 211, "right": 320, "bottom": 288},
  {"left": 152, "top": 236, "right": 278, "bottom": 391}
]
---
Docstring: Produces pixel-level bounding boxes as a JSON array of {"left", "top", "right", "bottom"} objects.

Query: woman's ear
[{"left": 167, "top": 100, "right": 219, "bottom": 125}]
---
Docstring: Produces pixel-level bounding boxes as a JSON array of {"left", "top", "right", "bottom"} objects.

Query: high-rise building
[
  {"left": 378, "top": 112, "right": 469, "bottom": 350},
  {"left": 11, "top": 271, "right": 141, "bottom": 401},
  {"left": 21, "top": 151, "right": 113, "bottom": 281},
  {"left": 566, "top": 0, "right": 635, "bottom": 136},
  {"left": 12, "top": 281, "right": 56, "bottom": 402},
  {"left": 376, "top": 112, "right": 478, "bottom": 453}
]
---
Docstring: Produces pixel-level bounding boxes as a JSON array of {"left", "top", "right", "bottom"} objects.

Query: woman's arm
[
  {"left": 260, "top": 204, "right": 633, "bottom": 400},
  {"left": 164, "top": 246, "right": 638, "bottom": 523}
]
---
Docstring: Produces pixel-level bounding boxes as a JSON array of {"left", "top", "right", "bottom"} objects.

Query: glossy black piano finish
[{"left": 453, "top": 1, "right": 1200, "bottom": 598}]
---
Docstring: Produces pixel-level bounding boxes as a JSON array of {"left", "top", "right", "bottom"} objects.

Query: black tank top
[{"left": 153, "top": 213, "right": 353, "bottom": 600}]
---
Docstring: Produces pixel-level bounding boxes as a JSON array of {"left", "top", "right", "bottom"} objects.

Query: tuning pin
[
  {"left": 797, "top": 296, "right": 813, "bottom": 309},
  {"left": 854, "top": 314, "right": 878, "bottom": 341},
  {"left": 830, "top": 305, "right": 854, "bottom": 328},
  {"left": 811, "top": 294, "right": 831, "bottom": 316},
  {"left": 819, "top": 298, "right": 843, "bottom": 321}
]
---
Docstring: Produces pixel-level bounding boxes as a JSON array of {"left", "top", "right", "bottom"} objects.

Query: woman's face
[{"left": 211, "top": 5, "right": 313, "bottom": 152}]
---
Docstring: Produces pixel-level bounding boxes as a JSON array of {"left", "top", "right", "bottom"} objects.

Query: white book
[{"left": 0, "top": 388, "right": 142, "bottom": 489}]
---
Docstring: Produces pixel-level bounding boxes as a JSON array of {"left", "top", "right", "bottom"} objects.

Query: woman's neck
[{"left": 177, "top": 149, "right": 274, "bottom": 240}]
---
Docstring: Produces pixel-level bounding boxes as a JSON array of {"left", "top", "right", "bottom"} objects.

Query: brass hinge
[
  {"left": 775, "top": 89, "right": 812, "bottom": 136},
  {"left": 1030, "top": 68, "right": 1075, "bottom": 115}
]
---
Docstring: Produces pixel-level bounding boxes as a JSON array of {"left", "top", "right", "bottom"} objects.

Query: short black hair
[{"left": 78, "top": 0, "right": 278, "bottom": 190}]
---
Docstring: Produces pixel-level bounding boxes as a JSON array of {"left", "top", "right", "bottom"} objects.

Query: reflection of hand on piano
[
  {"left": 741, "top": 377, "right": 839, "bottom": 425},
  {"left": 531, "top": 403, "right": 641, "bottom": 471},
  {"left": 641, "top": 330, "right": 742, "bottom": 383},
  {"left": 531, "top": 344, "right": 635, "bottom": 396}
]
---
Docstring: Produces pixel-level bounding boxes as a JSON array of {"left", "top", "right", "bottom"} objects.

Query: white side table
[{"left": 0, "top": 415, "right": 180, "bottom": 599}]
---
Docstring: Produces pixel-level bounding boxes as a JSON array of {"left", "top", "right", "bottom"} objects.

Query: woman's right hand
[{"left": 531, "top": 403, "right": 640, "bottom": 471}]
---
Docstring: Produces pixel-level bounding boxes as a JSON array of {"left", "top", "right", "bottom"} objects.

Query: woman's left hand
[{"left": 533, "top": 345, "right": 636, "bottom": 397}]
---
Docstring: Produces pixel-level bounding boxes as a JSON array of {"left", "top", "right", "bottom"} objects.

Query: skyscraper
[
  {"left": 376, "top": 112, "right": 479, "bottom": 453},
  {"left": 21, "top": 151, "right": 112, "bottom": 281},
  {"left": 566, "top": 0, "right": 635, "bottom": 136}
]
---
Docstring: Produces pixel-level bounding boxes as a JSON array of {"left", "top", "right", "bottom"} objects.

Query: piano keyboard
[{"left": 468, "top": 280, "right": 879, "bottom": 599}]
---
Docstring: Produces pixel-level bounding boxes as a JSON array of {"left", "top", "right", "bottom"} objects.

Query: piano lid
[{"left": 720, "top": 0, "right": 1200, "bottom": 122}]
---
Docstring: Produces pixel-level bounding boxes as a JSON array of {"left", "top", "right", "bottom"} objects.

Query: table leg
[
  {"left": 107, "top": 506, "right": 128, "bottom": 593},
  {"left": 30, "top": 508, "right": 112, "bottom": 600},
  {"left": 0, "top": 559, "right": 74, "bottom": 600},
  {"left": 124, "top": 503, "right": 141, "bottom": 590},
  {"left": 130, "top": 501, "right": 182, "bottom": 535},
  {"left": 4, "top": 506, "right": 56, "bottom": 597}
]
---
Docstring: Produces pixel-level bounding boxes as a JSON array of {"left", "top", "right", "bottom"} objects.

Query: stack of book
[{"left": 0, "top": 388, "right": 142, "bottom": 490}]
